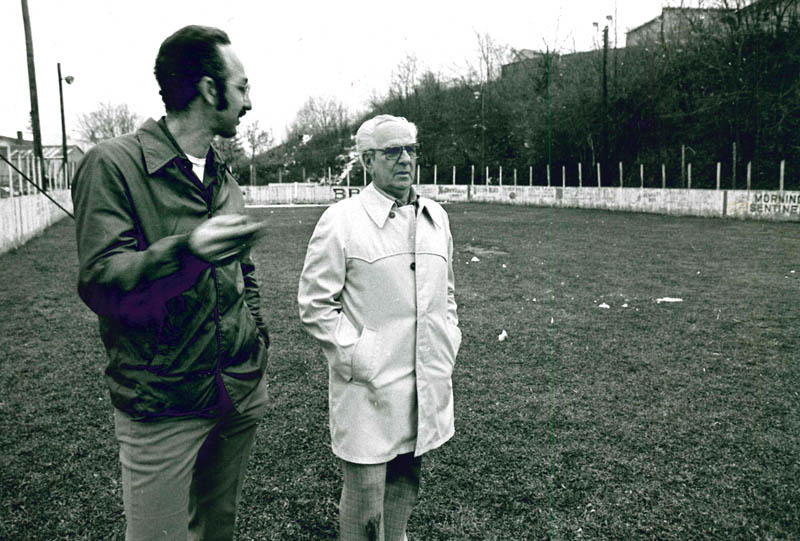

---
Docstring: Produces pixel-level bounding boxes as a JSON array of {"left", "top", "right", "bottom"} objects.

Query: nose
[
  {"left": 397, "top": 147, "right": 412, "bottom": 164},
  {"left": 243, "top": 94, "right": 252, "bottom": 111}
]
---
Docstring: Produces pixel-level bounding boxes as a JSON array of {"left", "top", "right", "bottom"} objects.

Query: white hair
[{"left": 355, "top": 114, "right": 417, "bottom": 167}]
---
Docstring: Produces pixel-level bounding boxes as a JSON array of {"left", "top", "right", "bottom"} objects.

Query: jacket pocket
[
  {"left": 333, "top": 314, "right": 377, "bottom": 383},
  {"left": 447, "top": 322, "right": 463, "bottom": 361},
  {"left": 350, "top": 327, "right": 377, "bottom": 384}
]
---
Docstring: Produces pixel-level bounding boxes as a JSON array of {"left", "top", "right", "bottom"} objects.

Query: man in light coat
[{"left": 298, "top": 114, "right": 461, "bottom": 541}]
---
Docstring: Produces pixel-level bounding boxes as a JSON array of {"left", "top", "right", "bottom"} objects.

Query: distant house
[
  {"left": 625, "top": 7, "right": 734, "bottom": 48},
  {"left": 0, "top": 132, "right": 84, "bottom": 196},
  {"left": 736, "top": 0, "right": 800, "bottom": 32},
  {"left": 501, "top": 49, "right": 544, "bottom": 79}
]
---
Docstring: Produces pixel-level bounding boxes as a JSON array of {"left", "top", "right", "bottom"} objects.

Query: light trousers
[
  {"left": 113, "top": 381, "right": 268, "bottom": 541},
  {"left": 339, "top": 453, "right": 422, "bottom": 541}
]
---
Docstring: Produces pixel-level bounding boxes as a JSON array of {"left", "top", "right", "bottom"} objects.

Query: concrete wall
[
  {"left": 3, "top": 184, "right": 796, "bottom": 256},
  {"left": 0, "top": 189, "right": 73, "bottom": 254},
  {"left": 242, "top": 183, "right": 800, "bottom": 222}
]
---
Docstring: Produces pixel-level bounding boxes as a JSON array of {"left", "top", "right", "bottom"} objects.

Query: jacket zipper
[{"left": 205, "top": 182, "right": 228, "bottom": 413}]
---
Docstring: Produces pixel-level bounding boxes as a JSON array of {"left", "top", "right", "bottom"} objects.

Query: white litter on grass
[
  {"left": 656, "top": 297, "right": 684, "bottom": 303},
  {"left": 502, "top": 264, "right": 507, "bottom": 269},
  {"left": 498, "top": 329, "right": 508, "bottom": 341},
  {"left": 622, "top": 303, "right": 629, "bottom": 308},
  {"left": 598, "top": 303, "right": 610, "bottom": 309},
  {"left": 471, "top": 256, "right": 480, "bottom": 262}
]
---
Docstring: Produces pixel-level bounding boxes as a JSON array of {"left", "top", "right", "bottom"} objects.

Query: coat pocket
[
  {"left": 447, "top": 322, "right": 463, "bottom": 360},
  {"left": 350, "top": 327, "right": 377, "bottom": 384},
  {"left": 333, "top": 314, "right": 377, "bottom": 383}
]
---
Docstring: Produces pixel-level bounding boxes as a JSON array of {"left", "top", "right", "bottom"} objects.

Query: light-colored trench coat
[{"left": 298, "top": 183, "right": 461, "bottom": 464}]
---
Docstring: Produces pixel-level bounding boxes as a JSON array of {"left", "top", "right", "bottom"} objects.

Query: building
[
  {"left": 501, "top": 49, "right": 544, "bottom": 79},
  {"left": 0, "top": 132, "right": 84, "bottom": 196},
  {"left": 625, "top": 7, "right": 734, "bottom": 48}
]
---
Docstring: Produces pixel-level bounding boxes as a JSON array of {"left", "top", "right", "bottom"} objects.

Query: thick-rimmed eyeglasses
[{"left": 376, "top": 145, "right": 418, "bottom": 161}]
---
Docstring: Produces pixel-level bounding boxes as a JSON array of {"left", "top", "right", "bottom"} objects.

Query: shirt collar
[
  {"left": 360, "top": 183, "right": 440, "bottom": 229},
  {"left": 138, "top": 116, "right": 225, "bottom": 177}
]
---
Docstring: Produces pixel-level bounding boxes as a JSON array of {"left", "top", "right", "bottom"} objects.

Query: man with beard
[
  {"left": 298, "top": 115, "right": 462, "bottom": 540},
  {"left": 72, "top": 25, "right": 270, "bottom": 540}
]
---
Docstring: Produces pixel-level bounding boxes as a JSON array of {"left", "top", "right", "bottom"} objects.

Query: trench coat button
[
  {"left": 389, "top": 211, "right": 396, "bottom": 218},
  {"left": 410, "top": 262, "right": 416, "bottom": 270}
]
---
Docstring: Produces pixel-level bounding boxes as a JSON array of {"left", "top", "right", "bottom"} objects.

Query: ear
[
  {"left": 197, "top": 75, "right": 218, "bottom": 107},
  {"left": 363, "top": 152, "right": 374, "bottom": 174}
]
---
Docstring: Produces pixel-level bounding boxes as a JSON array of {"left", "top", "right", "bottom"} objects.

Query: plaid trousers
[{"left": 339, "top": 453, "right": 422, "bottom": 541}]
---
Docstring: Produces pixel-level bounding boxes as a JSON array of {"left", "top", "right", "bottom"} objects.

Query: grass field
[{"left": 1, "top": 203, "right": 798, "bottom": 540}]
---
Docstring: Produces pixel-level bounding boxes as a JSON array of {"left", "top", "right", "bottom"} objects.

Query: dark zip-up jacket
[{"left": 72, "top": 117, "right": 268, "bottom": 420}]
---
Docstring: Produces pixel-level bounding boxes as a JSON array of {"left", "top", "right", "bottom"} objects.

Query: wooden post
[
  {"left": 578, "top": 162, "right": 582, "bottom": 187},
  {"left": 328, "top": 167, "right": 331, "bottom": 182},
  {"left": 662, "top": 163, "right": 666, "bottom": 189},
  {"left": 747, "top": 162, "right": 752, "bottom": 191},
  {"left": 417, "top": 165, "right": 420, "bottom": 184},
  {"left": 561, "top": 165, "right": 565, "bottom": 188},
  {"left": 529, "top": 165, "right": 532, "bottom": 185},
  {"left": 688, "top": 163, "right": 692, "bottom": 189},
  {"left": 499, "top": 165, "right": 503, "bottom": 186},
  {"left": 597, "top": 163, "right": 601, "bottom": 187},
  {"left": 485, "top": 166, "right": 489, "bottom": 185},
  {"left": 619, "top": 161, "right": 623, "bottom": 188},
  {"left": 716, "top": 162, "right": 721, "bottom": 190},
  {"left": 513, "top": 168, "right": 517, "bottom": 186},
  {"left": 433, "top": 164, "right": 437, "bottom": 185},
  {"left": 780, "top": 160, "right": 785, "bottom": 192},
  {"left": 681, "top": 144, "right": 686, "bottom": 188},
  {"left": 5, "top": 156, "right": 12, "bottom": 199},
  {"left": 639, "top": 164, "right": 644, "bottom": 188},
  {"left": 732, "top": 142, "right": 737, "bottom": 190},
  {"left": 452, "top": 165, "right": 456, "bottom": 185},
  {"left": 471, "top": 164, "right": 475, "bottom": 185},
  {"left": 547, "top": 164, "right": 551, "bottom": 187}
]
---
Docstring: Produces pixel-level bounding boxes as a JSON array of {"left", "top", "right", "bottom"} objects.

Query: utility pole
[
  {"left": 21, "top": 0, "right": 48, "bottom": 192},
  {"left": 602, "top": 25, "right": 609, "bottom": 186},
  {"left": 58, "top": 63, "right": 74, "bottom": 180}
]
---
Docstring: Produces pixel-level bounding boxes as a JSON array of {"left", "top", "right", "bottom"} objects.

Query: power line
[{"left": 0, "top": 152, "right": 74, "bottom": 219}]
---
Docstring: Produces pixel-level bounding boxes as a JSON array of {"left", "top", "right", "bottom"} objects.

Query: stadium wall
[
  {"left": 3, "top": 184, "right": 796, "bottom": 256},
  {"left": 244, "top": 184, "right": 800, "bottom": 222}
]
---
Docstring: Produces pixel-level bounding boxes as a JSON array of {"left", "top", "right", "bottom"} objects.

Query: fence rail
[{"left": 245, "top": 158, "right": 794, "bottom": 192}]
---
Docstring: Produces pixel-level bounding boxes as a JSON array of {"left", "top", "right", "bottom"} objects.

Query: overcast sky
[{"left": 1, "top": 0, "right": 686, "bottom": 147}]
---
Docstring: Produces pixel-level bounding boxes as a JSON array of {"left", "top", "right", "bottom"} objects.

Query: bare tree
[
  {"left": 75, "top": 102, "right": 141, "bottom": 144},
  {"left": 241, "top": 121, "right": 273, "bottom": 185},
  {"left": 243, "top": 121, "right": 273, "bottom": 162},
  {"left": 289, "top": 96, "right": 349, "bottom": 137}
]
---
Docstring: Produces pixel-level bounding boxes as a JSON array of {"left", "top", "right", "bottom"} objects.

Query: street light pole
[
  {"left": 21, "top": 0, "right": 48, "bottom": 192},
  {"left": 57, "top": 63, "right": 73, "bottom": 180}
]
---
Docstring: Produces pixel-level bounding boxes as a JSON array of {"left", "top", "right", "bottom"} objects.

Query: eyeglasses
[
  {"left": 233, "top": 82, "right": 250, "bottom": 99},
  {"left": 376, "top": 144, "right": 418, "bottom": 161}
]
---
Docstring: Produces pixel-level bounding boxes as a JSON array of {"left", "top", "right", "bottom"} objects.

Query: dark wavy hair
[{"left": 154, "top": 25, "right": 231, "bottom": 112}]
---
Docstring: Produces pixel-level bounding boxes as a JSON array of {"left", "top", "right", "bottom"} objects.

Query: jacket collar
[
  {"left": 138, "top": 117, "right": 226, "bottom": 177},
  {"left": 360, "top": 183, "right": 440, "bottom": 229}
]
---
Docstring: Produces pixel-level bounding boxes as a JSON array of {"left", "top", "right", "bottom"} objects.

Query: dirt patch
[{"left": 461, "top": 243, "right": 509, "bottom": 257}]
